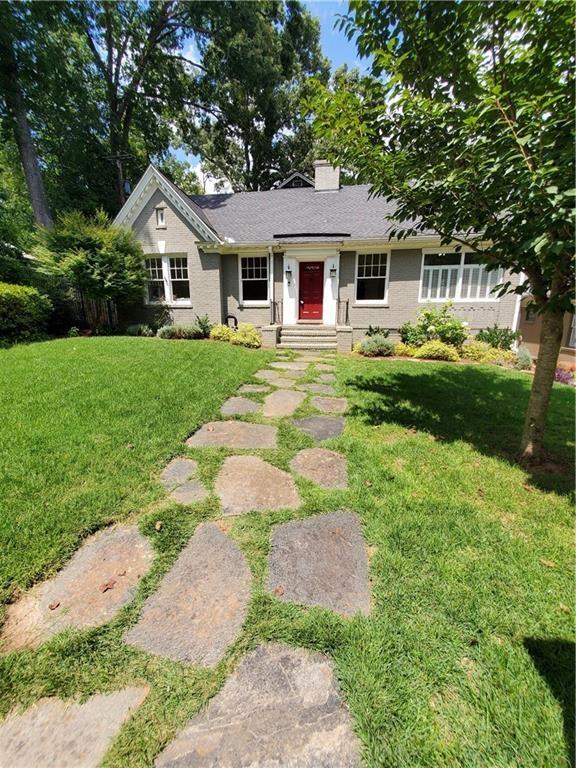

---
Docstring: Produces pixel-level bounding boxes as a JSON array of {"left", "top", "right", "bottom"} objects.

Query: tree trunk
[
  {"left": 0, "top": 25, "right": 53, "bottom": 228},
  {"left": 519, "top": 309, "right": 565, "bottom": 462}
]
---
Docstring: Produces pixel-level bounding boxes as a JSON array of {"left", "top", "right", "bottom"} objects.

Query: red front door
[{"left": 299, "top": 262, "right": 324, "bottom": 320}]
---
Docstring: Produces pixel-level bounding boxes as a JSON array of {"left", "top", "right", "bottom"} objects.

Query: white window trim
[
  {"left": 155, "top": 206, "right": 166, "bottom": 229},
  {"left": 238, "top": 253, "right": 270, "bottom": 307},
  {"left": 419, "top": 248, "right": 502, "bottom": 303},
  {"left": 354, "top": 251, "right": 390, "bottom": 306},
  {"left": 144, "top": 254, "right": 192, "bottom": 307}
]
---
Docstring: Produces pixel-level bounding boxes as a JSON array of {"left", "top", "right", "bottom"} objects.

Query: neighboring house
[
  {"left": 519, "top": 298, "right": 575, "bottom": 369},
  {"left": 114, "top": 160, "right": 521, "bottom": 350}
]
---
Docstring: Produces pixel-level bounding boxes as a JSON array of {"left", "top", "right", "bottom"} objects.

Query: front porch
[{"left": 261, "top": 321, "right": 352, "bottom": 352}]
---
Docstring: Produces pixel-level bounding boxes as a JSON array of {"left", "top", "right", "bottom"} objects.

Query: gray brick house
[{"left": 114, "top": 161, "right": 521, "bottom": 350}]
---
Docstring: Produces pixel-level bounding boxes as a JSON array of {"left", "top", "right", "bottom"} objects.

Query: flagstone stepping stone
[
  {"left": 262, "top": 388, "right": 306, "bottom": 418},
  {"left": 160, "top": 457, "right": 199, "bottom": 489},
  {"left": 267, "top": 511, "right": 371, "bottom": 617},
  {"left": 215, "top": 456, "right": 300, "bottom": 516},
  {"left": 237, "top": 384, "right": 270, "bottom": 394},
  {"left": 311, "top": 396, "right": 348, "bottom": 414},
  {"left": 316, "top": 363, "right": 334, "bottom": 371},
  {"left": 292, "top": 415, "right": 345, "bottom": 442},
  {"left": 220, "top": 396, "right": 260, "bottom": 416},
  {"left": 186, "top": 421, "right": 277, "bottom": 449},
  {"left": 318, "top": 373, "right": 336, "bottom": 383},
  {"left": 155, "top": 643, "right": 360, "bottom": 768},
  {"left": 160, "top": 458, "right": 208, "bottom": 505},
  {"left": 0, "top": 687, "right": 148, "bottom": 768},
  {"left": 1, "top": 526, "right": 154, "bottom": 652},
  {"left": 269, "top": 361, "right": 309, "bottom": 371},
  {"left": 254, "top": 370, "right": 298, "bottom": 387},
  {"left": 125, "top": 523, "right": 250, "bottom": 666},
  {"left": 290, "top": 448, "right": 348, "bottom": 489},
  {"left": 298, "top": 382, "right": 336, "bottom": 395}
]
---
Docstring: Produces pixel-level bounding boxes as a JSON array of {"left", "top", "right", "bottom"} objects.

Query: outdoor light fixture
[
  {"left": 285, "top": 265, "right": 292, "bottom": 283},
  {"left": 329, "top": 265, "right": 337, "bottom": 278}
]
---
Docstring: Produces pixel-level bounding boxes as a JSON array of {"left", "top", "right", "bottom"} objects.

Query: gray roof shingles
[{"left": 188, "top": 185, "right": 431, "bottom": 243}]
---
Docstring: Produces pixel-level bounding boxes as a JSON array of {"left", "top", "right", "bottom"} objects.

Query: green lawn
[{"left": 0, "top": 342, "right": 573, "bottom": 767}]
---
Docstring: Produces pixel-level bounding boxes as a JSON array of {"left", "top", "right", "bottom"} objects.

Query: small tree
[
  {"left": 311, "top": 0, "right": 574, "bottom": 463},
  {"left": 38, "top": 210, "right": 145, "bottom": 329}
]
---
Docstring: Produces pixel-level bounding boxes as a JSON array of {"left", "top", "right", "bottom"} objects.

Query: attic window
[{"left": 155, "top": 207, "right": 166, "bottom": 228}]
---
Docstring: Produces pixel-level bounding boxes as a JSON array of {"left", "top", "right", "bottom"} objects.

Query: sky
[{"left": 177, "top": 1, "right": 365, "bottom": 192}]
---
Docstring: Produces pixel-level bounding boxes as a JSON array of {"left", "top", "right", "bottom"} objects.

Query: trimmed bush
[
  {"left": 358, "top": 335, "right": 395, "bottom": 357},
  {"left": 413, "top": 340, "right": 460, "bottom": 362},
  {"left": 126, "top": 323, "right": 155, "bottom": 337},
  {"left": 400, "top": 302, "right": 468, "bottom": 348},
  {"left": 461, "top": 340, "right": 497, "bottom": 362},
  {"left": 231, "top": 323, "right": 261, "bottom": 348},
  {"left": 210, "top": 323, "right": 234, "bottom": 342},
  {"left": 515, "top": 346, "right": 533, "bottom": 370},
  {"left": 476, "top": 324, "right": 520, "bottom": 350},
  {"left": 393, "top": 342, "right": 417, "bottom": 357},
  {"left": 157, "top": 324, "right": 203, "bottom": 340},
  {"left": 0, "top": 281, "right": 52, "bottom": 342}
]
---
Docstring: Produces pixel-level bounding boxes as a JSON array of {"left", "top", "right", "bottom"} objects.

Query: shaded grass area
[
  {"left": 0, "top": 350, "right": 574, "bottom": 767},
  {"left": 0, "top": 337, "right": 271, "bottom": 601}
]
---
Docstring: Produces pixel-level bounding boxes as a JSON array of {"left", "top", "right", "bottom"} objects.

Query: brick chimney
[{"left": 314, "top": 159, "right": 340, "bottom": 191}]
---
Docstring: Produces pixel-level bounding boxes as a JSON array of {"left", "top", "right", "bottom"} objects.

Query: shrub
[
  {"left": 400, "top": 302, "right": 468, "bottom": 348},
  {"left": 126, "top": 323, "right": 155, "bottom": 337},
  {"left": 461, "top": 340, "right": 497, "bottom": 362},
  {"left": 195, "top": 314, "right": 213, "bottom": 338},
  {"left": 157, "top": 324, "right": 203, "bottom": 340},
  {"left": 476, "top": 324, "right": 520, "bottom": 350},
  {"left": 67, "top": 326, "right": 80, "bottom": 337},
  {"left": 0, "top": 281, "right": 52, "bottom": 342},
  {"left": 231, "top": 323, "right": 262, "bottom": 348},
  {"left": 554, "top": 368, "right": 574, "bottom": 385},
  {"left": 210, "top": 323, "right": 234, "bottom": 342},
  {"left": 393, "top": 342, "right": 417, "bottom": 357},
  {"left": 352, "top": 340, "right": 362, "bottom": 354},
  {"left": 358, "top": 335, "right": 395, "bottom": 357},
  {"left": 413, "top": 340, "right": 460, "bottom": 362},
  {"left": 489, "top": 349, "right": 517, "bottom": 367},
  {"left": 515, "top": 347, "right": 533, "bottom": 370},
  {"left": 366, "top": 325, "right": 389, "bottom": 338},
  {"left": 399, "top": 321, "right": 427, "bottom": 347}
]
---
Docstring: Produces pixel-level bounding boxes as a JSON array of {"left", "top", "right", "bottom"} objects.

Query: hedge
[{"left": 0, "top": 281, "right": 52, "bottom": 342}]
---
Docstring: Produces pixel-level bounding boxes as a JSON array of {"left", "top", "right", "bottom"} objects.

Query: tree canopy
[{"left": 311, "top": 0, "right": 575, "bottom": 461}]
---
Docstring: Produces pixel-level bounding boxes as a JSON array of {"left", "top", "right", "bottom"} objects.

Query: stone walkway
[{"left": 1, "top": 349, "right": 369, "bottom": 766}]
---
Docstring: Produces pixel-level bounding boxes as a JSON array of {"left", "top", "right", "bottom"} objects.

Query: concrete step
[
  {"left": 280, "top": 328, "right": 336, "bottom": 338},
  {"left": 277, "top": 342, "right": 337, "bottom": 350}
]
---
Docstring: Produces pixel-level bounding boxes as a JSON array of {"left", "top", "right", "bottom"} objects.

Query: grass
[{"left": 0, "top": 343, "right": 574, "bottom": 767}]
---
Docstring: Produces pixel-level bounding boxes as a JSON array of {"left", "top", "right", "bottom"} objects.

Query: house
[
  {"left": 114, "top": 160, "right": 521, "bottom": 350},
  {"left": 519, "top": 298, "right": 575, "bottom": 369}
]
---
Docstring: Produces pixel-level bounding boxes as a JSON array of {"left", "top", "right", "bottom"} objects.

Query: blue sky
[{"left": 303, "top": 0, "right": 365, "bottom": 72}]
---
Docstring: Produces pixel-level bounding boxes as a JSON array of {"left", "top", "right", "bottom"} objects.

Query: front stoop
[{"left": 278, "top": 324, "right": 337, "bottom": 350}]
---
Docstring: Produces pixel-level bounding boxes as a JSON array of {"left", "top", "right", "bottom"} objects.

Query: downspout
[{"left": 511, "top": 272, "right": 525, "bottom": 350}]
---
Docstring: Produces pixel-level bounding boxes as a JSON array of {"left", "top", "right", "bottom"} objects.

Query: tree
[
  {"left": 180, "top": 0, "right": 329, "bottom": 191},
  {"left": 158, "top": 155, "right": 203, "bottom": 196},
  {"left": 311, "top": 0, "right": 574, "bottom": 463},
  {"left": 38, "top": 210, "right": 145, "bottom": 307},
  {"left": 0, "top": 2, "right": 53, "bottom": 228},
  {"left": 70, "top": 0, "right": 210, "bottom": 210}
]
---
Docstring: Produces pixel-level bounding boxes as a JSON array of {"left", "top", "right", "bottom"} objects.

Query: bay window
[
  {"left": 145, "top": 255, "right": 191, "bottom": 305},
  {"left": 355, "top": 252, "right": 389, "bottom": 303},
  {"left": 240, "top": 255, "right": 269, "bottom": 304},
  {"left": 420, "top": 251, "right": 503, "bottom": 302}
]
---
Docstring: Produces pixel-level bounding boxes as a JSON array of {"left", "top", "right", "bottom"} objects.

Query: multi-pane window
[
  {"left": 420, "top": 252, "right": 503, "bottom": 302},
  {"left": 144, "top": 255, "right": 191, "bottom": 304},
  {"left": 356, "top": 253, "right": 388, "bottom": 302},
  {"left": 169, "top": 257, "right": 190, "bottom": 301},
  {"left": 146, "top": 257, "right": 165, "bottom": 303},
  {"left": 240, "top": 256, "right": 268, "bottom": 303}
]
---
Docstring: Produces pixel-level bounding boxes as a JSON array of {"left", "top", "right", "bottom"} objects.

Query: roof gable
[
  {"left": 113, "top": 165, "right": 221, "bottom": 243},
  {"left": 275, "top": 171, "right": 314, "bottom": 189}
]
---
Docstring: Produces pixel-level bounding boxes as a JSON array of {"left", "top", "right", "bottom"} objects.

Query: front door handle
[{"left": 300, "top": 299, "right": 304, "bottom": 304}]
